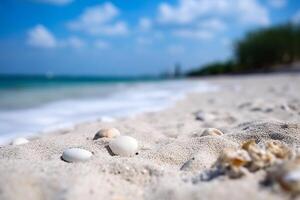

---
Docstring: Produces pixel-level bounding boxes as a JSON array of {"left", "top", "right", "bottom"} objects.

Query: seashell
[
  {"left": 213, "top": 140, "right": 294, "bottom": 179},
  {"left": 242, "top": 140, "right": 276, "bottom": 171},
  {"left": 283, "top": 169, "right": 300, "bottom": 182},
  {"left": 216, "top": 148, "right": 251, "bottom": 178},
  {"left": 109, "top": 136, "right": 138, "bottom": 156},
  {"left": 241, "top": 139, "right": 257, "bottom": 151},
  {"left": 267, "top": 157, "right": 300, "bottom": 194},
  {"left": 201, "top": 128, "right": 223, "bottom": 137},
  {"left": 195, "top": 111, "right": 215, "bottom": 121},
  {"left": 62, "top": 148, "right": 92, "bottom": 162},
  {"left": 218, "top": 149, "right": 251, "bottom": 168},
  {"left": 265, "top": 140, "right": 292, "bottom": 160},
  {"left": 93, "top": 128, "right": 121, "bottom": 140},
  {"left": 11, "top": 137, "right": 29, "bottom": 145}
]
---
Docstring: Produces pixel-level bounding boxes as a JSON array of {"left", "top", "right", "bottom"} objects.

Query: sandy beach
[{"left": 1, "top": 73, "right": 300, "bottom": 200}]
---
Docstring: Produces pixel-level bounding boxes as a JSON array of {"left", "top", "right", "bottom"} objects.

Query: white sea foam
[{"left": 0, "top": 80, "right": 218, "bottom": 144}]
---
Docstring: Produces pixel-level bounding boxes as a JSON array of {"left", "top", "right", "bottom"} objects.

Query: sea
[{"left": 0, "top": 75, "right": 218, "bottom": 144}]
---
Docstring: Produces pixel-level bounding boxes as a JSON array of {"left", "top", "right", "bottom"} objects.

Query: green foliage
[
  {"left": 235, "top": 23, "right": 300, "bottom": 70},
  {"left": 187, "top": 23, "right": 300, "bottom": 76},
  {"left": 187, "top": 60, "right": 236, "bottom": 76}
]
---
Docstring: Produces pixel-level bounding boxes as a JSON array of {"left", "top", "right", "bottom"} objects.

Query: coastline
[
  {"left": 0, "top": 79, "right": 218, "bottom": 145},
  {"left": 1, "top": 73, "right": 300, "bottom": 199}
]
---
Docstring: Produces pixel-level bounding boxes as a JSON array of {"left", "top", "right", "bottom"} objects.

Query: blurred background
[
  {"left": 0, "top": 0, "right": 299, "bottom": 143},
  {"left": 0, "top": 0, "right": 299, "bottom": 76}
]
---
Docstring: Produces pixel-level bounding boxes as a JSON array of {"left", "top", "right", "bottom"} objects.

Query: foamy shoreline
[
  {"left": 0, "top": 74, "right": 300, "bottom": 200},
  {"left": 0, "top": 79, "right": 219, "bottom": 145}
]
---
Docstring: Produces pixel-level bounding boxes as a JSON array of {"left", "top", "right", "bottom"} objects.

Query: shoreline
[
  {"left": 0, "top": 79, "right": 219, "bottom": 145},
  {"left": 1, "top": 73, "right": 300, "bottom": 200}
]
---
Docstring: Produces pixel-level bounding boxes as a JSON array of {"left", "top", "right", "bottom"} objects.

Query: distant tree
[
  {"left": 186, "top": 23, "right": 300, "bottom": 76},
  {"left": 235, "top": 23, "right": 300, "bottom": 71},
  {"left": 187, "top": 60, "right": 236, "bottom": 76}
]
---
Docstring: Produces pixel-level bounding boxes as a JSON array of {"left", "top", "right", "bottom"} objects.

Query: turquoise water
[
  {"left": 0, "top": 75, "right": 163, "bottom": 109},
  {"left": 0, "top": 75, "right": 218, "bottom": 144}
]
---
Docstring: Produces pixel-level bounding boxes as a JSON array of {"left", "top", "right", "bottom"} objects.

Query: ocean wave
[{"left": 0, "top": 80, "right": 218, "bottom": 144}]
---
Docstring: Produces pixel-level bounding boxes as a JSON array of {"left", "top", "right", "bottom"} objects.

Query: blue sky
[{"left": 0, "top": 0, "right": 299, "bottom": 76}]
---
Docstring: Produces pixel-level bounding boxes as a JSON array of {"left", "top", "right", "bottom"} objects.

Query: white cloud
[
  {"left": 27, "top": 24, "right": 57, "bottom": 48},
  {"left": 27, "top": 25, "right": 87, "bottom": 49},
  {"left": 268, "top": 0, "right": 287, "bottom": 8},
  {"left": 173, "top": 29, "right": 214, "bottom": 40},
  {"left": 68, "top": 3, "right": 129, "bottom": 36},
  {"left": 94, "top": 40, "right": 110, "bottom": 49},
  {"left": 237, "top": 0, "right": 269, "bottom": 25},
  {"left": 198, "top": 18, "right": 227, "bottom": 31},
  {"left": 292, "top": 10, "right": 300, "bottom": 24},
  {"left": 158, "top": 0, "right": 229, "bottom": 24},
  {"left": 69, "top": 3, "right": 118, "bottom": 28},
  {"left": 34, "top": 0, "right": 73, "bottom": 6},
  {"left": 157, "top": 0, "right": 269, "bottom": 26},
  {"left": 138, "top": 18, "right": 152, "bottom": 31}
]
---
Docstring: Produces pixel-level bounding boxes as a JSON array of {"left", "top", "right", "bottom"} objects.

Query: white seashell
[
  {"left": 94, "top": 128, "right": 121, "bottom": 140},
  {"left": 283, "top": 169, "right": 300, "bottom": 183},
  {"left": 11, "top": 137, "right": 29, "bottom": 145},
  {"left": 195, "top": 111, "right": 215, "bottom": 121},
  {"left": 201, "top": 128, "right": 224, "bottom": 136},
  {"left": 109, "top": 136, "right": 138, "bottom": 156},
  {"left": 62, "top": 148, "right": 92, "bottom": 162}
]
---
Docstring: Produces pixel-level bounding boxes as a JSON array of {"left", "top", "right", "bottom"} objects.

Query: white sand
[{"left": 1, "top": 74, "right": 300, "bottom": 200}]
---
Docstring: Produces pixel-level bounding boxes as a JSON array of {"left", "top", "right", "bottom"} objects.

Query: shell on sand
[
  {"left": 267, "top": 157, "right": 300, "bottom": 194},
  {"left": 93, "top": 128, "right": 121, "bottom": 140},
  {"left": 265, "top": 140, "right": 292, "bottom": 159},
  {"left": 216, "top": 148, "right": 251, "bottom": 178},
  {"left": 201, "top": 128, "right": 224, "bottom": 137},
  {"left": 242, "top": 140, "right": 277, "bottom": 172},
  {"left": 195, "top": 111, "right": 215, "bottom": 121},
  {"left": 11, "top": 137, "right": 29, "bottom": 145},
  {"left": 216, "top": 139, "right": 292, "bottom": 179},
  {"left": 62, "top": 148, "right": 92, "bottom": 162},
  {"left": 109, "top": 136, "right": 138, "bottom": 156},
  {"left": 219, "top": 149, "right": 251, "bottom": 168}
]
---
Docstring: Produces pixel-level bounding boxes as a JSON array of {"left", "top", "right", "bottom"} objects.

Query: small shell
[
  {"left": 216, "top": 149, "right": 251, "bottom": 178},
  {"left": 242, "top": 140, "right": 276, "bottom": 171},
  {"left": 62, "top": 148, "right": 92, "bottom": 162},
  {"left": 218, "top": 149, "right": 251, "bottom": 168},
  {"left": 265, "top": 140, "right": 292, "bottom": 159},
  {"left": 201, "top": 128, "right": 223, "bottom": 137},
  {"left": 11, "top": 137, "right": 29, "bottom": 145},
  {"left": 241, "top": 139, "right": 257, "bottom": 151},
  {"left": 93, "top": 128, "right": 121, "bottom": 140},
  {"left": 267, "top": 157, "right": 300, "bottom": 194},
  {"left": 109, "top": 136, "right": 138, "bottom": 156},
  {"left": 195, "top": 111, "right": 215, "bottom": 121}
]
